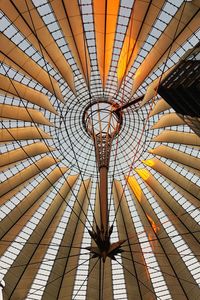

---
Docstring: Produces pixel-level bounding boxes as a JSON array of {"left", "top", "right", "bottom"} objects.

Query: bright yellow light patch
[
  {"left": 125, "top": 176, "right": 142, "bottom": 202},
  {"left": 135, "top": 168, "right": 150, "bottom": 181},
  {"left": 142, "top": 159, "right": 155, "bottom": 167}
]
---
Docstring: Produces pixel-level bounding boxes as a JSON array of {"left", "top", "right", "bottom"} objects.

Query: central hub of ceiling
[
  {"left": 83, "top": 99, "right": 123, "bottom": 171},
  {"left": 83, "top": 99, "right": 122, "bottom": 139},
  {"left": 54, "top": 95, "right": 152, "bottom": 177}
]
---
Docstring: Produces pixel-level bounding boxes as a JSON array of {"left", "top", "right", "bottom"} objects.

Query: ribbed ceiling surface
[{"left": 0, "top": 0, "right": 200, "bottom": 299}]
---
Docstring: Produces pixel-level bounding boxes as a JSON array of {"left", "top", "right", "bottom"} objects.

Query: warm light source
[
  {"left": 126, "top": 175, "right": 142, "bottom": 201},
  {"left": 135, "top": 168, "right": 150, "bottom": 181},
  {"left": 142, "top": 159, "right": 155, "bottom": 167},
  {"left": 146, "top": 214, "right": 159, "bottom": 234}
]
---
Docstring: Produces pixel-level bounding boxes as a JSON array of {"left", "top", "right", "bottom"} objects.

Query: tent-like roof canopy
[{"left": 0, "top": 0, "right": 200, "bottom": 299}]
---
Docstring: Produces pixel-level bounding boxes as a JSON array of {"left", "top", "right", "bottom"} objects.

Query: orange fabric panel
[{"left": 93, "top": 0, "right": 120, "bottom": 87}]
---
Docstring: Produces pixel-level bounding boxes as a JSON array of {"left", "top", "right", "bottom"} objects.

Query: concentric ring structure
[{"left": 0, "top": 1, "right": 200, "bottom": 299}]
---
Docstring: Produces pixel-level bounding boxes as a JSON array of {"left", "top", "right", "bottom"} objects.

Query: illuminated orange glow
[
  {"left": 146, "top": 214, "right": 160, "bottom": 251},
  {"left": 146, "top": 214, "right": 159, "bottom": 234},
  {"left": 125, "top": 176, "right": 142, "bottom": 202},
  {"left": 135, "top": 168, "right": 150, "bottom": 181},
  {"left": 94, "top": 0, "right": 120, "bottom": 87},
  {"left": 142, "top": 159, "right": 155, "bottom": 167},
  {"left": 134, "top": 69, "right": 141, "bottom": 79},
  {"left": 117, "top": 36, "right": 136, "bottom": 82},
  {"left": 116, "top": 4, "right": 143, "bottom": 86},
  {"left": 134, "top": 67, "right": 142, "bottom": 80}
]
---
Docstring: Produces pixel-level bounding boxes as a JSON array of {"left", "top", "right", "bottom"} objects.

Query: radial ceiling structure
[{"left": 0, "top": 0, "right": 200, "bottom": 299}]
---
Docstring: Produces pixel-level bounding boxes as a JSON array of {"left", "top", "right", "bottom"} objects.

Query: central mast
[
  {"left": 93, "top": 119, "right": 119, "bottom": 232},
  {"left": 83, "top": 100, "right": 125, "bottom": 261}
]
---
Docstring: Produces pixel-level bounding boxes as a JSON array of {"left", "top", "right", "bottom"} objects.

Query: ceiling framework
[{"left": 0, "top": 0, "right": 200, "bottom": 299}]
